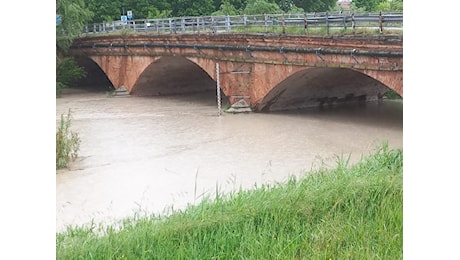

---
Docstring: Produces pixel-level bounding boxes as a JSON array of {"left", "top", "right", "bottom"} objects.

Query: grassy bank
[{"left": 56, "top": 143, "right": 402, "bottom": 259}]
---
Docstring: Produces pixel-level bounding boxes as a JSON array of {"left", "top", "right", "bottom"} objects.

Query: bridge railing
[{"left": 79, "top": 11, "right": 402, "bottom": 36}]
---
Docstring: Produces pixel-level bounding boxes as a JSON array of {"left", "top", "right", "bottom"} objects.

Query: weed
[{"left": 56, "top": 109, "right": 81, "bottom": 169}]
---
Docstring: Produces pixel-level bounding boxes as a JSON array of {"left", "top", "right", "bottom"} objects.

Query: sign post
[{"left": 120, "top": 7, "right": 127, "bottom": 25}]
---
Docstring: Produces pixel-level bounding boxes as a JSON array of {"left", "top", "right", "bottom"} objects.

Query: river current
[{"left": 56, "top": 89, "right": 402, "bottom": 232}]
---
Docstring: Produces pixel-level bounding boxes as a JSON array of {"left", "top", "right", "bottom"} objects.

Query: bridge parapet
[{"left": 72, "top": 34, "right": 402, "bottom": 72}]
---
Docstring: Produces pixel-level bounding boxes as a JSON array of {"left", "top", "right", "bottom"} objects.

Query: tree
[
  {"left": 287, "top": 4, "right": 304, "bottom": 13},
  {"left": 84, "top": 0, "right": 121, "bottom": 23},
  {"left": 352, "top": 0, "right": 386, "bottom": 11},
  {"left": 170, "top": 0, "right": 215, "bottom": 16},
  {"left": 291, "top": 0, "right": 336, "bottom": 12},
  {"left": 213, "top": 0, "right": 239, "bottom": 15},
  {"left": 56, "top": 0, "right": 93, "bottom": 96},
  {"left": 376, "top": 0, "right": 403, "bottom": 11},
  {"left": 243, "top": 0, "right": 283, "bottom": 14},
  {"left": 56, "top": 0, "right": 93, "bottom": 50}
]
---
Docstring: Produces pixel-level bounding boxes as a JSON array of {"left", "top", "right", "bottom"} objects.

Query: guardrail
[{"left": 76, "top": 11, "right": 402, "bottom": 36}]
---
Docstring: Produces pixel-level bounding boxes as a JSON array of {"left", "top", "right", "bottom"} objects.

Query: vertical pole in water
[{"left": 216, "top": 63, "right": 221, "bottom": 116}]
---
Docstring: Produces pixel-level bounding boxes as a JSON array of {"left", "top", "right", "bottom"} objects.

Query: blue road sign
[{"left": 121, "top": 15, "right": 128, "bottom": 25}]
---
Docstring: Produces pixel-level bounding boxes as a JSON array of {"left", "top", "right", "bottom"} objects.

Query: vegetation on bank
[
  {"left": 56, "top": 143, "right": 402, "bottom": 259},
  {"left": 56, "top": 0, "right": 93, "bottom": 96},
  {"left": 56, "top": 109, "right": 81, "bottom": 169}
]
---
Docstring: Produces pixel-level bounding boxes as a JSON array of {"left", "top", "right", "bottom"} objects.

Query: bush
[
  {"left": 56, "top": 109, "right": 81, "bottom": 169},
  {"left": 56, "top": 57, "right": 86, "bottom": 97}
]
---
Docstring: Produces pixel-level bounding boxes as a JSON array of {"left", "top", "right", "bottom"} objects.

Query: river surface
[{"left": 56, "top": 89, "right": 403, "bottom": 233}]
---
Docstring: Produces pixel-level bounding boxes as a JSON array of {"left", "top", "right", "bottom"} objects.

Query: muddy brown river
[{"left": 56, "top": 89, "right": 402, "bottom": 232}]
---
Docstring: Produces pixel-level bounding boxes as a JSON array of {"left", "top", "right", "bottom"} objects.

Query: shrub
[{"left": 56, "top": 109, "right": 81, "bottom": 169}]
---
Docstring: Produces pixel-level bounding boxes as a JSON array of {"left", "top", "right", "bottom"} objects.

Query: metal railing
[{"left": 78, "top": 11, "right": 402, "bottom": 36}]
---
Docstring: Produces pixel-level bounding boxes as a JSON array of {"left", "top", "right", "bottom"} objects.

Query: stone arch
[
  {"left": 360, "top": 69, "right": 403, "bottom": 97},
  {"left": 73, "top": 56, "right": 115, "bottom": 91},
  {"left": 256, "top": 67, "right": 394, "bottom": 112},
  {"left": 130, "top": 55, "right": 218, "bottom": 96},
  {"left": 89, "top": 55, "right": 157, "bottom": 92}
]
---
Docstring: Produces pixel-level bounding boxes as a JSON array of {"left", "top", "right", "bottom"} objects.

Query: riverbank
[{"left": 56, "top": 143, "right": 402, "bottom": 259}]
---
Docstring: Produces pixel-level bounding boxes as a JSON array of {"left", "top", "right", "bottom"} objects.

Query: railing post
[
  {"left": 197, "top": 17, "right": 200, "bottom": 34},
  {"left": 379, "top": 11, "right": 383, "bottom": 33},
  {"left": 281, "top": 13, "right": 286, "bottom": 34},
  {"left": 326, "top": 12, "right": 329, "bottom": 35},
  {"left": 181, "top": 18, "right": 186, "bottom": 32},
  {"left": 226, "top": 15, "right": 231, "bottom": 32},
  {"left": 264, "top": 14, "right": 268, "bottom": 33},
  {"left": 351, "top": 12, "right": 355, "bottom": 34},
  {"left": 211, "top": 16, "right": 216, "bottom": 33},
  {"left": 304, "top": 12, "right": 307, "bottom": 35},
  {"left": 93, "top": 24, "right": 96, "bottom": 33}
]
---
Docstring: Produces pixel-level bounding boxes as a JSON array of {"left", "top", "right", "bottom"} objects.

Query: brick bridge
[{"left": 70, "top": 33, "right": 402, "bottom": 111}]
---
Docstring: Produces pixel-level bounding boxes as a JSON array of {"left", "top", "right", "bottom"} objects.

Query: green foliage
[
  {"left": 376, "top": 0, "right": 403, "bottom": 11},
  {"left": 56, "top": 143, "right": 402, "bottom": 259},
  {"left": 56, "top": 0, "right": 92, "bottom": 96},
  {"left": 81, "top": 0, "right": 402, "bottom": 24},
  {"left": 351, "top": 0, "right": 402, "bottom": 11},
  {"left": 56, "top": 109, "right": 81, "bottom": 169},
  {"left": 244, "top": 0, "right": 283, "bottom": 14},
  {"left": 147, "top": 7, "right": 173, "bottom": 18},
  {"left": 212, "top": 0, "right": 239, "bottom": 15},
  {"left": 287, "top": 4, "right": 304, "bottom": 14},
  {"left": 170, "top": 0, "right": 216, "bottom": 16},
  {"left": 56, "top": 57, "right": 86, "bottom": 96},
  {"left": 56, "top": 0, "right": 93, "bottom": 51},
  {"left": 347, "top": 2, "right": 366, "bottom": 12},
  {"left": 292, "top": 0, "right": 336, "bottom": 12}
]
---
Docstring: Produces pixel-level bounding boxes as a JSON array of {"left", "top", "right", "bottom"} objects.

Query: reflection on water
[{"left": 56, "top": 89, "right": 402, "bottom": 232}]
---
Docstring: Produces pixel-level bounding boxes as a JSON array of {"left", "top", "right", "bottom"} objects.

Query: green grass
[{"left": 56, "top": 142, "right": 402, "bottom": 259}]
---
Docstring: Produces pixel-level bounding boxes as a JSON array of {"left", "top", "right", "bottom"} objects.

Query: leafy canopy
[{"left": 56, "top": 0, "right": 93, "bottom": 96}]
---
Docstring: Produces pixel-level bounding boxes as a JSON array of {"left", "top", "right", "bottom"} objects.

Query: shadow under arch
[
  {"left": 73, "top": 57, "right": 115, "bottom": 92},
  {"left": 131, "top": 56, "right": 219, "bottom": 97},
  {"left": 257, "top": 67, "right": 392, "bottom": 112}
]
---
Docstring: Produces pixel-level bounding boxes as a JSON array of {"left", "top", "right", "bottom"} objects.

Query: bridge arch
[
  {"left": 74, "top": 57, "right": 115, "bottom": 91},
  {"left": 257, "top": 67, "right": 394, "bottom": 112},
  {"left": 130, "top": 56, "right": 219, "bottom": 97}
]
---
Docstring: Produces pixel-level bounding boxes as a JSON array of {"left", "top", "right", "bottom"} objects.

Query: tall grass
[
  {"left": 56, "top": 143, "right": 402, "bottom": 259},
  {"left": 56, "top": 109, "right": 81, "bottom": 169}
]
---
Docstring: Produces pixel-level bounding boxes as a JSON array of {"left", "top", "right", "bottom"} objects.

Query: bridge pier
[{"left": 90, "top": 55, "right": 158, "bottom": 92}]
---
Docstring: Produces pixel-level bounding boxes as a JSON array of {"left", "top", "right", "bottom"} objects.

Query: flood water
[{"left": 56, "top": 89, "right": 403, "bottom": 233}]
